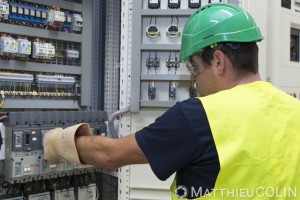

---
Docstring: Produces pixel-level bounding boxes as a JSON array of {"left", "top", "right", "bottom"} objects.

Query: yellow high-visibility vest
[{"left": 171, "top": 81, "right": 300, "bottom": 199}]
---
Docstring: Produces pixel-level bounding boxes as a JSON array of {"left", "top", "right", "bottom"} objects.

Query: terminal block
[
  {"left": 0, "top": 72, "right": 33, "bottom": 83},
  {"left": 71, "top": 13, "right": 83, "bottom": 32},
  {"left": 36, "top": 75, "right": 75, "bottom": 85},
  {"left": 65, "top": 49, "right": 80, "bottom": 59}
]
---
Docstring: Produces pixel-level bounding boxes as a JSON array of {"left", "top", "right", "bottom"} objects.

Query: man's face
[{"left": 188, "top": 55, "right": 219, "bottom": 97}]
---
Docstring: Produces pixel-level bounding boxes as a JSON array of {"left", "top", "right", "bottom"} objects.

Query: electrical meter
[
  {"left": 189, "top": 0, "right": 201, "bottom": 8},
  {"left": 168, "top": 0, "right": 180, "bottom": 9},
  {"left": 146, "top": 25, "right": 160, "bottom": 38},
  {"left": 166, "top": 24, "right": 180, "bottom": 37},
  {"left": 148, "top": 0, "right": 160, "bottom": 9}
]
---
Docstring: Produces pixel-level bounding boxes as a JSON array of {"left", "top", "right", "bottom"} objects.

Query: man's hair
[{"left": 201, "top": 42, "right": 259, "bottom": 74}]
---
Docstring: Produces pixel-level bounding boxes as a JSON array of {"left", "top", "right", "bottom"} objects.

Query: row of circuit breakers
[
  {"left": 0, "top": 111, "right": 108, "bottom": 199},
  {"left": 0, "top": 35, "right": 79, "bottom": 60},
  {"left": 148, "top": 0, "right": 222, "bottom": 9},
  {"left": 0, "top": 72, "right": 78, "bottom": 99},
  {"left": 0, "top": 0, "right": 83, "bottom": 33}
]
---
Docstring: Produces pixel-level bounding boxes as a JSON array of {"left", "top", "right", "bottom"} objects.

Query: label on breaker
[
  {"left": 30, "top": 9, "right": 35, "bottom": 16},
  {"left": 210, "top": 0, "right": 221, "bottom": 3},
  {"left": 190, "top": 0, "right": 200, "bottom": 3},
  {"left": 24, "top": 8, "right": 29, "bottom": 15},
  {"left": 18, "top": 7, "right": 23, "bottom": 14},
  {"left": 149, "top": 0, "right": 159, "bottom": 3},
  {"left": 15, "top": 133, "right": 22, "bottom": 148},
  {"left": 42, "top": 11, "right": 47, "bottom": 18},
  {"left": 12, "top": 6, "right": 17, "bottom": 13},
  {"left": 170, "top": 0, "right": 179, "bottom": 2},
  {"left": 36, "top": 10, "right": 41, "bottom": 17}
]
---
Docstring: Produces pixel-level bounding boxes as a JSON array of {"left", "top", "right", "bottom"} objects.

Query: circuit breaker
[
  {"left": 148, "top": 0, "right": 160, "bottom": 9},
  {"left": 189, "top": 0, "right": 201, "bottom": 8},
  {"left": 17, "top": 38, "right": 31, "bottom": 55},
  {"left": 71, "top": 13, "right": 83, "bottom": 32}
]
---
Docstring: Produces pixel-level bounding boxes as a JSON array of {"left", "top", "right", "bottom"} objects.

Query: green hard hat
[{"left": 179, "top": 2, "right": 264, "bottom": 61}]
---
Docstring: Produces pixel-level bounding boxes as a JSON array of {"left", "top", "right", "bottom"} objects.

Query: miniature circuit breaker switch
[{"left": 71, "top": 13, "right": 83, "bottom": 32}]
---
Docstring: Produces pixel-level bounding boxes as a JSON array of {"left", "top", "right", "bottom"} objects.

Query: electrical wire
[
  {"left": 0, "top": 115, "right": 8, "bottom": 121},
  {"left": 108, "top": 106, "right": 130, "bottom": 138},
  {"left": 0, "top": 94, "right": 5, "bottom": 108}
]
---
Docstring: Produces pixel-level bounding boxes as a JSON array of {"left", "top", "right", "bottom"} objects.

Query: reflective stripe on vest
[{"left": 170, "top": 81, "right": 300, "bottom": 199}]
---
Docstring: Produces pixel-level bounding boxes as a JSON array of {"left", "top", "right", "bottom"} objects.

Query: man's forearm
[
  {"left": 75, "top": 135, "right": 117, "bottom": 168},
  {"left": 75, "top": 134, "right": 148, "bottom": 169}
]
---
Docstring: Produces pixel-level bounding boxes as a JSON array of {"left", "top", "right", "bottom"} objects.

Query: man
[{"left": 44, "top": 3, "right": 300, "bottom": 199}]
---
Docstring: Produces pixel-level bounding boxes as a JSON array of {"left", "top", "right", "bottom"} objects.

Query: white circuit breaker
[
  {"left": 32, "top": 42, "right": 55, "bottom": 59},
  {"left": 65, "top": 49, "right": 80, "bottom": 59},
  {"left": 17, "top": 39, "right": 31, "bottom": 55},
  {"left": 0, "top": 1, "right": 9, "bottom": 19},
  {"left": 71, "top": 13, "right": 83, "bottom": 32},
  {"left": 46, "top": 9, "right": 65, "bottom": 24},
  {"left": 0, "top": 37, "right": 18, "bottom": 55}
]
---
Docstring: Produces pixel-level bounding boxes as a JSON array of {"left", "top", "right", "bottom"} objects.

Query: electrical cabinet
[
  {"left": 0, "top": 111, "right": 115, "bottom": 199},
  {"left": 0, "top": 0, "right": 95, "bottom": 110}
]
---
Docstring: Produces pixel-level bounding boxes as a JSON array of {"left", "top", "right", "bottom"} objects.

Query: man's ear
[{"left": 213, "top": 50, "right": 225, "bottom": 75}]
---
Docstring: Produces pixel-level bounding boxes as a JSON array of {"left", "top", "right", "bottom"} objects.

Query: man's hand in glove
[
  {"left": 43, "top": 123, "right": 92, "bottom": 165},
  {"left": 43, "top": 123, "right": 148, "bottom": 168}
]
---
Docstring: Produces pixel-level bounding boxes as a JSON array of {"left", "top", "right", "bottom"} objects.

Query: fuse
[
  {"left": 189, "top": 0, "right": 201, "bottom": 8},
  {"left": 148, "top": 0, "right": 160, "bottom": 9},
  {"left": 168, "top": 0, "right": 181, "bottom": 9},
  {"left": 146, "top": 53, "right": 154, "bottom": 73},
  {"left": 166, "top": 57, "right": 175, "bottom": 73},
  {"left": 154, "top": 53, "right": 160, "bottom": 73},
  {"left": 189, "top": 81, "right": 197, "bottom": 98},
  {"left": 148, "top": 81, "right": 156, "bottom": 100},
  {"left": 169, "top": 81, "right": 176, "bottom": 101}
]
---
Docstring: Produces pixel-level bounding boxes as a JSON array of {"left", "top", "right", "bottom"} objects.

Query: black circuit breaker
[
  {"left": 168, "top": 0, "right": 181, "bottom": 9},
  {"left": 189, "top": 0, "right": 201, "bottom": 8},
  {"left": 148, "top": 0, "right": 160, "bottom": 9},
  {"left": 12, "top": 126, "right": 41, "bottom": 152}
]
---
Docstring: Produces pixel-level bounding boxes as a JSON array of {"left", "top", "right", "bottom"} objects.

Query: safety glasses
[{"left": 185, "top": 51, "right": 203, "bottom": 77}]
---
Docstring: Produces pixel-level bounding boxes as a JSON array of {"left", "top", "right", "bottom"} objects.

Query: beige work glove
[{"left": 43, "top": 123, "right": 92, "bottom": 165}]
